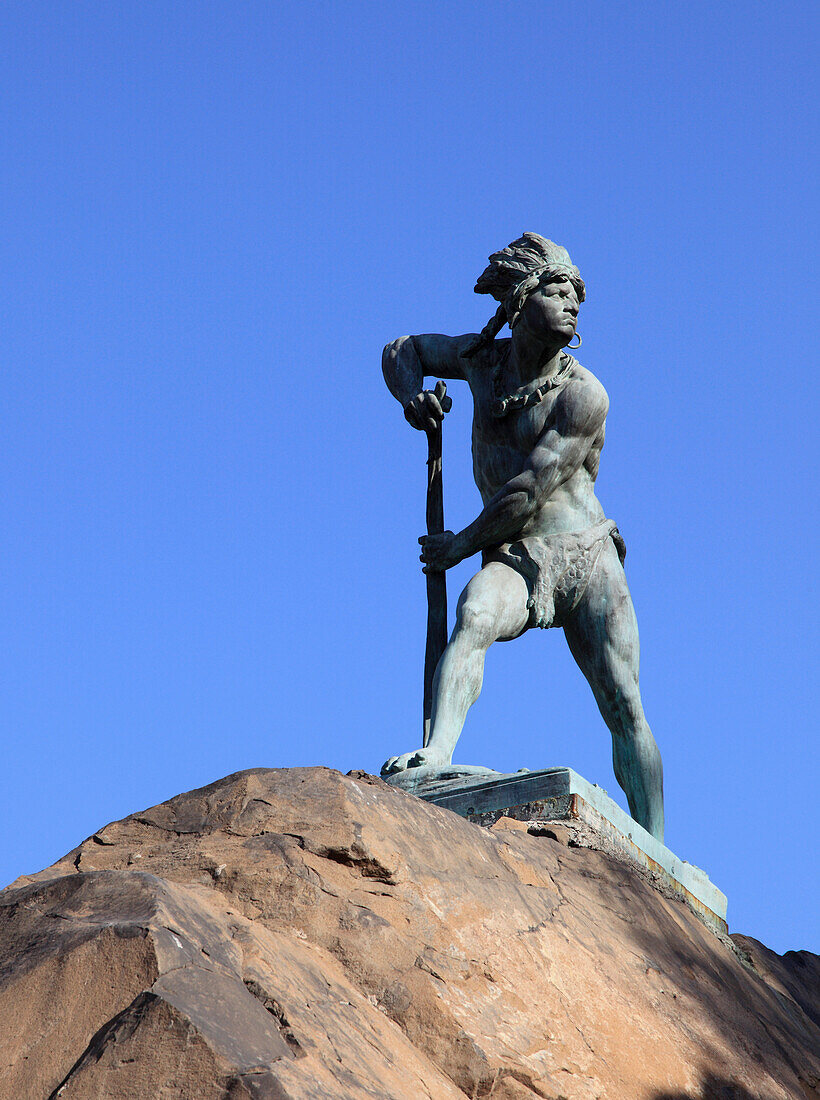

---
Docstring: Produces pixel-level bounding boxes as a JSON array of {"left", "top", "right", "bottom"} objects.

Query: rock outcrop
[{"left": 1, "top": 767, "right": 817, "bottom": 1099}]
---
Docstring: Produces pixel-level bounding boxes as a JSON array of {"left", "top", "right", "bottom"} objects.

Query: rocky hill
[{"left": 1, "top": 767, "right": 817, "bottom": 1099}]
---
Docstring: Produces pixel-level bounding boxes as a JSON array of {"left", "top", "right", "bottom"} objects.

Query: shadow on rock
[{"left": 653, "top": 1070, "right": 779, "bottom": 1100}]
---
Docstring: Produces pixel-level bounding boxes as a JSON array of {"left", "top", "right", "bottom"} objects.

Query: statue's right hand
[{"left": 403, "top": 381, "right": 452, "bottom": 432}]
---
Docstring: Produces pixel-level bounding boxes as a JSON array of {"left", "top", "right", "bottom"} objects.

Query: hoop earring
[{"left": 567, "top": 333, "right": 582, "bottom": 350}]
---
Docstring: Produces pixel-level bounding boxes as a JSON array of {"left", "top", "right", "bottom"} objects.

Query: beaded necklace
[{"left": 491, "top": 350, "right": 575, "bottom": 418}]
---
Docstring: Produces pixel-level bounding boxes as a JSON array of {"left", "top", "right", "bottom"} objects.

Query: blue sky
[{"left": 1, "top": 1, "right": 817, "bottom": 953}]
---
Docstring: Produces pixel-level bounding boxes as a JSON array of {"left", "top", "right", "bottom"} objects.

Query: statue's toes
[{"left": 381, "top": 754, "right": 408, "bottom": 775}]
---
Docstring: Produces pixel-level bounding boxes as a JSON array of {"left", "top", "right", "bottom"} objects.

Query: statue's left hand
[{"left": 419, "top": 531, "right": 461, "bottom": 572}]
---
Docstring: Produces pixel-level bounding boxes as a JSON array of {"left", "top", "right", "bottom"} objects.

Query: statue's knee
[{"left": 456, "top": 600, "right": 496, "bottom": 645}]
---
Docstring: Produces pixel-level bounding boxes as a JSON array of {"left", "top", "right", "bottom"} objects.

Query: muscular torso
[{"left": 465, "top": 341, "right": 607, "bottom": 539}]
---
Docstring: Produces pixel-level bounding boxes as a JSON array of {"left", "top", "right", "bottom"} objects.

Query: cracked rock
[{"left": 2, "top": 766, "right": 818, "bottom": 1099}]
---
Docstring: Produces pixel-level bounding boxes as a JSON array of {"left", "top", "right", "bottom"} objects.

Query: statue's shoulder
[
  {"left": 565, "top": 359, "right": 610, "bottom": 418},
  {"left": 462, "top": 337, "right": 510, "bottom": 391},
  {"left": 448, "top": 335, "right": 506, "bottom": 386},
  {"left": 569, "top": 359, "right": 607, "bottom": 395},
  {"left": 475, "top": 337, "right": 510, "bottom": 371}
]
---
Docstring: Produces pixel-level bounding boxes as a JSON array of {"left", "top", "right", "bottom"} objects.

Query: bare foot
[{"left": 380, "top": 746, "right": 451, "bottom": 776}]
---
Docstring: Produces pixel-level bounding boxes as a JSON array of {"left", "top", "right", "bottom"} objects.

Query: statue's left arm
[{"left": 421, "top": 378, "right": 609, "bottom": 570}]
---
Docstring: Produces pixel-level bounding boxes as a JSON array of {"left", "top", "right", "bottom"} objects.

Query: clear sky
[{"left": 1, "top": 1, "right": 817, "bottom": 954}]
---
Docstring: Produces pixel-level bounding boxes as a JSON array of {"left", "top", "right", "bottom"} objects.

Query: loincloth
[{"left": 482, "top": 519, "right": 626, "bottom": 630}]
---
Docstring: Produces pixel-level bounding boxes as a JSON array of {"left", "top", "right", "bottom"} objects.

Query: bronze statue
[{"left": 381, "top": 234, "right": 664, "bottom": 841}]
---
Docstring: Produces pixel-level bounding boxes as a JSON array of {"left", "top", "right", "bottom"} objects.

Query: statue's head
[{"left": 463, "top": 233, "right": 585, "bottom": 357}]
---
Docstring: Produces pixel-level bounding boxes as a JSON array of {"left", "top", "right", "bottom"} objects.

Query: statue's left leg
[{"left": 563, "top": 540, "right": 665, "bottom": 841}]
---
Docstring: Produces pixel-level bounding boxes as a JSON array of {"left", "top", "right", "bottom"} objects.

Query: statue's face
[{"left": 519, "top": 275, "right": 579, "bottom": 345}]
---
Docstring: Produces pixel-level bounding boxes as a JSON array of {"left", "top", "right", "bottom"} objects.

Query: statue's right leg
[{"left": 381, "top": 562, "right": 529, "bottom": 776}]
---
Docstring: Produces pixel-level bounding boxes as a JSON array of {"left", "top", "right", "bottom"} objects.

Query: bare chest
[{"left": 469, "top": 380, "right": 561, "bottom": 498}]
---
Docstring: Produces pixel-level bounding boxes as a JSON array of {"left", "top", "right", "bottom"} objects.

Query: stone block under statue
[{"left": 384, "top": 764, "right": 728, "bottom": 934}]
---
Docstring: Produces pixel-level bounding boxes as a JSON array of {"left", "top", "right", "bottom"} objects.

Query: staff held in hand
[{"left": 404, "top": 379, "right": 453, "bottom": 746}]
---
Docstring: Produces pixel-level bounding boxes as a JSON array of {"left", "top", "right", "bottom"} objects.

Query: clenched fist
[
  {"left": 403, "top": 379, "right": 452, "bottom": 432},
  {"left": 419, "top": 530, "right": 462, "bottom": 572}
]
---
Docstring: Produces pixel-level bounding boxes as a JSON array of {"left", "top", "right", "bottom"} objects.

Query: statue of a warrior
[{"left": 381, "top": 234, "right": 664, "bottom": 841}]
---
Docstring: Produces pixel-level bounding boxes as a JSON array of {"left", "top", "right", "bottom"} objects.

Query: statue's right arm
[{"left": 382, "top": 334, "right": 475, "bottom": 409}]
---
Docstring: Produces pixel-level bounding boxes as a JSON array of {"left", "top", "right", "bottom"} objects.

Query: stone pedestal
[{"left": 386, "top": 766, "right": 728, "bottom": 933}]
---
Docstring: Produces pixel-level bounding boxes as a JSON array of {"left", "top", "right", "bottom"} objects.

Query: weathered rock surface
[{"left": 1, "top": 767, "right": 817, "bottom": 1099}]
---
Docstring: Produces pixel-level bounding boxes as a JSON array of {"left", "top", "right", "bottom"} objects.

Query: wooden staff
[{"left": 423, "top": 380, "right": 452, "bottom": 746}]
